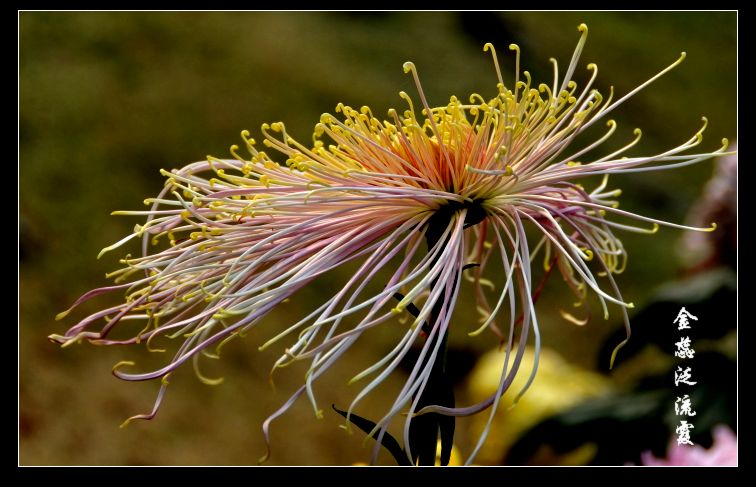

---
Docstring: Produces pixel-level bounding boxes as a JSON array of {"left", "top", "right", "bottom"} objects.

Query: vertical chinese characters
[{"left": 673, "top": 307, "right": 698, "bottom": 446}]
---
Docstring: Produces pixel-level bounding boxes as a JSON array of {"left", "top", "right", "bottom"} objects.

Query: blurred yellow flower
[{"left": 466, "top": 346, "right": 613, "bottom": 464}]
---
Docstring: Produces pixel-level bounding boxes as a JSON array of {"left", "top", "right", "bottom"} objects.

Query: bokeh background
[{"left": 20, "top": 11, "right": 736, "bottom": 466}]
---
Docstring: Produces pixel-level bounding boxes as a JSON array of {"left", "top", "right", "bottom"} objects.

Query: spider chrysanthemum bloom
[{"left": 51, "top": 24, "right": 729, "bottom": 465}]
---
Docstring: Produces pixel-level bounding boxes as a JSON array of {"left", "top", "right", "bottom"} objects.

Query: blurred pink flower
[{"left": 641, "top": 425, "right": 737, "bottom": 466}]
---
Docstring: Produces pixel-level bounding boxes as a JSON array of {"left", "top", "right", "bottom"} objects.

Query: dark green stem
[
  {"left": 334, "top": 201, "right": 486, "bottom": 466},
  {"left": 407, "top": 201, "right": 486, "bottom": 465}
]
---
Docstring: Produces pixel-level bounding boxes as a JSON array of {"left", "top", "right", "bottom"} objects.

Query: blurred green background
[{"left": 20, "top": 12, "right": 736, "bottom": 465}]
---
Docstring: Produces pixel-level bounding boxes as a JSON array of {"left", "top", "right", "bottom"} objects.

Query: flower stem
[{"left": 406, "top": 206, "right": 472, "bottom": 466}]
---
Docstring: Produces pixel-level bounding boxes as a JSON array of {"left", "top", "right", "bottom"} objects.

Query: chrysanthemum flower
[{"left": 51, "top": 24, "right": 729, "bottom": 465}]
